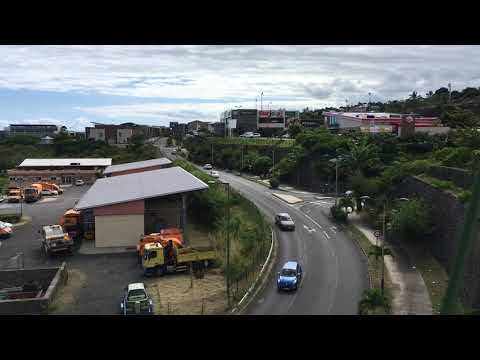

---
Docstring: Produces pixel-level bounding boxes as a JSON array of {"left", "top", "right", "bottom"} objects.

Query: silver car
[{"left": 275, "top": 213, "right": 295, "bottom": 231}]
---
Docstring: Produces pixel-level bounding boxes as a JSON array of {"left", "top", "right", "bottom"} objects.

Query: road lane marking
[
  {"left": 302, "top": 224, "right": 316, "bottom": 233},
  {"left": 323, "top": 230, "right": 330, "bottom": 239},
  {"left": 330, "top": 227, "right": 337, "bottom": 235}
]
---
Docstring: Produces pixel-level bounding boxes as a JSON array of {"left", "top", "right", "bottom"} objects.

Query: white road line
[
  {"left": 323, "top": 230, "right": 330, "bottom": 239},
  {"left": 330, "top": 227, "right": 337, "bottom": 235}
]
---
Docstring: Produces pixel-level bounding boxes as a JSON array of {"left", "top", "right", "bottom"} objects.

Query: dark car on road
[
  {"left": 277, "top": 261, "right": 303, "bottom": 291},
  {"left": 275, "top": 213, "right": 295, "bottom": 231}
]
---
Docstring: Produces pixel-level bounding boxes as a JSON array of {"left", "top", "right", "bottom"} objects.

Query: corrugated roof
[
  {"left": 19, "top": 158, "right": 112, "bottom": 167},
  {"left": 103, "top": 158, "right": 172, "bottom": 175},
  {"left": 75, "top": 166, "right": 208, "bottom": 210}
]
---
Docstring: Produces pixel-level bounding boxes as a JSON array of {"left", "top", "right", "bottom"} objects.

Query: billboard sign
[
  {"left": 258, "top": 110, "right": 285, "bottom": 128},
  {"left": 360, "top": 125, "right": 393, "bottom": 134}
]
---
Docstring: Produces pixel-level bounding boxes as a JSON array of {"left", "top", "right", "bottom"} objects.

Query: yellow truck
[{"left": 142, "top": 241, "right": 216, "bottom": 277}]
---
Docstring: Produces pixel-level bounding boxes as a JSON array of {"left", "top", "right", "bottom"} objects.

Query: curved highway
[{"left": 160, "top": 141, "right": 368, "bottom": 315}]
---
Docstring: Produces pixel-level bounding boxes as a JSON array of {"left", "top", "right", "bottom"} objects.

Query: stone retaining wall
[{"left": 393, "top": 176, "right": 480, "bottom": 309}]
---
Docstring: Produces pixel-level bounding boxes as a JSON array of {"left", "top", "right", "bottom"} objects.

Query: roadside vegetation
[{"left": 174, "top": 159, "right": 271, "bottom": 306}]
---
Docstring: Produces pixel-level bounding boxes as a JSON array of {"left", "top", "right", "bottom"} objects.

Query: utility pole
[
  {"left": 381, "top": 200, "right": 386, "bottom": 294},
  {"left": 261, "top": 92, "right": 263, "bottom": 111}
]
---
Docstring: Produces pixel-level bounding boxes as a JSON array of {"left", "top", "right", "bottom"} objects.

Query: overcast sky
[{"left": 0, "top": 45, "right": 479, "bottom": 131}]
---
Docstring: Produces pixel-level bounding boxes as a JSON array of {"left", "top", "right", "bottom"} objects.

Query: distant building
[
  {"left": 7, "top": 124, "right": 60, "bottom": 138},
  {"left": 323, "top": 111, "right": 447, "bottom": 136},
  {"left": 103, "top": 158, "right": 172, "bottom": 177},
  {"left": 187, "top": 120, "right": 209, "bottom": 133},
  {"left": 7, "top": 158, "right": 112, "bottom": 188},
  {"left": 208, "top": 122, "right": 225, "bottom": 137},
  {"left": 220, "top": 109, "right": 258, "bottom": 137},
  {"left": 171, "top": 123, "right": 187, "bottom": 139},
  {"left": 86, "top": 123, "right": 158, "bottom": 146}
]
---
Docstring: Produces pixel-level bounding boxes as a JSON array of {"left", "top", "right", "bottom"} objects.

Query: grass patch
[
  {"left": 214, "top": 137, "right": 295, "bottom": 148},
  {"left": 346, "top": 223, "right": 393, "bottom": 314}
]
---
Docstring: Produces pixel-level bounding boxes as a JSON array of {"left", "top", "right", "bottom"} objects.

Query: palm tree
[{"left": 339, "top": 138, "right": 379, "bottom": 176}]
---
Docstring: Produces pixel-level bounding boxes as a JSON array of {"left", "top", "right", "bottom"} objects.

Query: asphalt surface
[
  {"left": 0, "top": 186, "right": 142, "bottom": 315},
  {"left": 159, "top": 140, "right": 369, "bottom": 315}
]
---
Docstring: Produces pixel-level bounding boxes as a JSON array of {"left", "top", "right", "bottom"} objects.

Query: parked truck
[
  {"left": 142, "top": 241, "right": 216, "bottom": 277},
  {"left": 7, "top": 187, "right": 22, "bottom": 203},
  {"left": 40, "top": 225, "right": 74, "bottom": 256},
  {"left": 137, "top": 228, "right": 184, "bottom": 261},
  {"left": 23, "top": 187, "right": 41, "bottom": 203},
  {"left": 59, "top": 208, "right": 82, "bottom": 240}
]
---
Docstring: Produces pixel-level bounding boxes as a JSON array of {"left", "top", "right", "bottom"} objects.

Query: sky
[{"left": 1, "top": 45, "right": 480, "bottom": 131}]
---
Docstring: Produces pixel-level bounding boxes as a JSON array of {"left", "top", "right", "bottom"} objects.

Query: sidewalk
[{"left": 349, "top": 213, "right": 432, "bottom": 315}]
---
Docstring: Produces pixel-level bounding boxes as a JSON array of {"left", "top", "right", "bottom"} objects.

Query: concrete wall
[
  {"left": 95, "top": 214, "right": 144, "bottom": 247},
  {"left": 393, "top": 176, "right": 480, "bottom": 309},
  {"left": 144, "top": 195, "right": 182, "bottom": 234},
  {"left": 0, "top": 263, "right": 67, "bottom": 315}
]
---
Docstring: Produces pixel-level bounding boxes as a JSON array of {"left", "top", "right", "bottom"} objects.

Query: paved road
[{"left": 159, "top": 140, "right": 369, "bottom": 315}]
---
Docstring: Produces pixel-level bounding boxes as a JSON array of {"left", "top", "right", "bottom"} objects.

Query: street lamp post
[
  {"left": 329, "top": 157, "right": 341, "bottom": 207},
  {"left": 207, "top": 180, "right": 231, "bottom": 307}
]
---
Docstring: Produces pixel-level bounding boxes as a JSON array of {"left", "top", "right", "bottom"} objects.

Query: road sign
[{"left": 374, "top": 230, "right": 381, "bottom": 238}]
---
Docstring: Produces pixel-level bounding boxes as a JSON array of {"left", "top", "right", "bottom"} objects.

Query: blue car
[{"left": 277, "top": 261, "right": 303, "bottom": 291}]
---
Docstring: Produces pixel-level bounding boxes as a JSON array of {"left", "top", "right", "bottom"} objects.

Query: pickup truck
[
  {"left": 40, "top": 225, "right": 74, "bottom": 256},
  {"left": 120, "top": 283, "right": 154, "bottom": 315}
]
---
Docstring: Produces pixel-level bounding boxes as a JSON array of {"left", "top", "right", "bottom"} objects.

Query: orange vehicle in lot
[
  {"left": 60, "top": 208, "right": 82, "bottom": 240},
  {"left": 137, "top": 228, "right": 184, "bottom": 261},
  {"left": 31, "top": 182, "right": 63, "bottom": 195}
]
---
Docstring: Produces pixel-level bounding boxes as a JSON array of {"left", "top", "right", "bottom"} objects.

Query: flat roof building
[
  {"left": 75, "top": 166, "right": 208, "bottom": 248},
  {"left": 8, "top": 124, "right": 61, "bottom": 138},
  {"left": 7, "top": 158, "right": 112, "bottom": 188}
]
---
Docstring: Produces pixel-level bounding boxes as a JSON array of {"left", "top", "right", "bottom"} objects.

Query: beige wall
[
  {"left": 95, "top": 214, "right": 144, "bottom": 248},
  {"left": 116, "top": 128, "right": 133, "bottom": 144},
  {"left": 88, "top": 128, "right": 105, "bottom": 142}
]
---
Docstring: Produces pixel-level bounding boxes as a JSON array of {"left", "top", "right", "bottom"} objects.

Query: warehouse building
[
  {"left": 74, "top": 166, "right": 208, "bottom": 248},
  {"left": 7, "top": 158, "right": 112, "bottom": 188},
  {"left": 103, "top": 158, "right": 172, "bottom": 177}
]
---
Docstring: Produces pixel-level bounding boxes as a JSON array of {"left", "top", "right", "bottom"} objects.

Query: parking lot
[{"left": 0, "top": 185, "right": 145, "bottom": 315}]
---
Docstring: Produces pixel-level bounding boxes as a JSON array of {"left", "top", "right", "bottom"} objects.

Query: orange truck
[
  {"left": 137, "top": 228, "right": 184, "bottom": 261},
  {"left": 59, "top": 208, "right": 82, "bottom": 240},
  {"left": 31, "top": 182, "right": 63, "bottom": 195}
]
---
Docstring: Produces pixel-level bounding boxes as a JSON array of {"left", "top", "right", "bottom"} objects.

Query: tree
[
  {"left": 358, "top": 288, "right": 390, "bottom": 315},
  {"left": 252, "top": 156, "right": 272, "bottom": 176},
  {"left": 391, "top": 199, "right": 433, "bottom": 241},
  {"left": 288, "top": 123, "right": 303, "bottom": 139},
  {"left": 166, "top": 137, "right": 173, "bottom": 147},
  {"left": 269, "top": 177, "right": 280, "bottom": 189},
  {"left": 409, "top": 91, "right": 418, "bottom": 100}
]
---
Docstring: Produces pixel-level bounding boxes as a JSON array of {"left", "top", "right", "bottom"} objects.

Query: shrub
[
  {"left": 358, "top": 288, "right": 390, "bottom": 315},
  {"left": 252, "top": 156, "right": 272, "bottom": 176},
  {"left": 269, "top": 177, "right": 280, "bottom": 189},
  {"left": 458, "top": 190, "right": 472, "bottom": 204},
  {"left": 391, "top": 199, "right": 433, "bottom": 241},
  {"left": 330, "top": 205, "right": 348, "bottom": 222}
]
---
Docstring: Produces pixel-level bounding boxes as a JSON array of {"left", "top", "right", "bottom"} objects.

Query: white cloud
[{"left": 0, "top": 45, "right": 480, "bottom": 127}]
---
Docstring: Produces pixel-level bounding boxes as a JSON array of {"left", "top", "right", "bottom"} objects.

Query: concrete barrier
[{"left": 0, "top": 262, "right": 67, "bottom": 315}]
